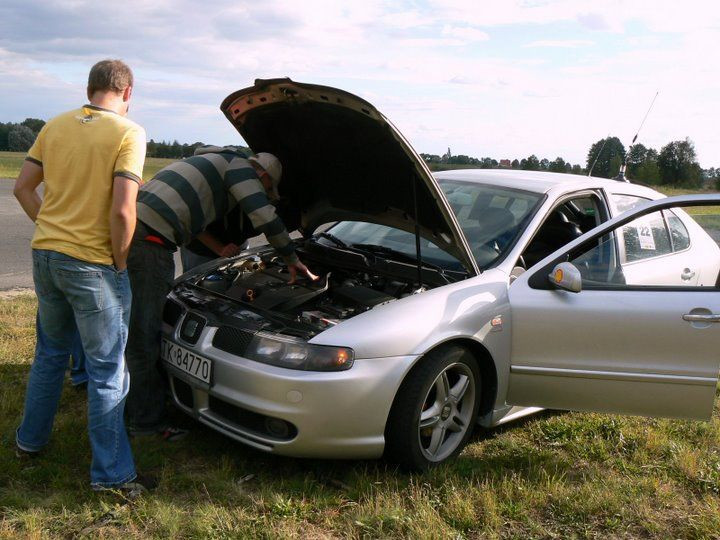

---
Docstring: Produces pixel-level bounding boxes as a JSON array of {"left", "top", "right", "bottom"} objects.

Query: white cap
[{"left": 249, "top": 152, "right": 282, "bottom": 198}]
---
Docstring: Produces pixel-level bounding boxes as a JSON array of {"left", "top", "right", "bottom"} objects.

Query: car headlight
[{"left": 245, "top": 332, "right": 354, "bottom": 371}]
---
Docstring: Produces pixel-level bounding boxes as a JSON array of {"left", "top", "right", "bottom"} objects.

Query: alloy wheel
[{"left": 417, "top": 362, "right": 476, "bottom": 462}]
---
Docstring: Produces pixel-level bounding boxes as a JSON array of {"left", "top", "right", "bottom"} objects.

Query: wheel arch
[{"left": 383, "top": 337, "right": 498, "bottom": 436}]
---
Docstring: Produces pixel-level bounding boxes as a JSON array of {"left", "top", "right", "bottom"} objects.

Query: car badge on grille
[{"left": 183, "top": 319, "right": 199, "bottom": 338}]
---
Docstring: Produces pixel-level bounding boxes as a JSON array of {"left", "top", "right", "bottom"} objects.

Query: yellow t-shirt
[{"left": 27, "top": 105, "right": 146, "bottom": 264}]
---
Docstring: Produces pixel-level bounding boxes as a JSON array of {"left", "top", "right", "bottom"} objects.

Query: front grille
[
  {"left": 212, "top": 326, "right": 255, "bottom": 356},
  {"left": 179, "top": 313, "right": 206, "bottom": 345},
  {"left": 172, "top": 376, "right": 194, "bottom": 408},
  {"left": 163, "top": 299, "right": 183, "bottom": 326},
  {"left": 208, "top": 396, "right": 297, "bottom": 441}
]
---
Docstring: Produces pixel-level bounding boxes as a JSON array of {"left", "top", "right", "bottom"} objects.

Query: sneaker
[
  {"left": 92, "top": 474, "right": 157, "bottom": 499},
  {"left": 157, "top": 426, "right": 189, "bottom": 442},
  {"left": 15, "top": 444, "right": 40, "bottom": 460}
]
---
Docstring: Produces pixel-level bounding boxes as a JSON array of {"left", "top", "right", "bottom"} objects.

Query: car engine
[{"left": 191, "top": 250, "right": 428, "bottom": 331}]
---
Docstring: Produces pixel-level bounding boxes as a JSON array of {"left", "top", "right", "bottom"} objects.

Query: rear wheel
[{"left": 385, "top": 345, "right": 481, "bottom": 471}]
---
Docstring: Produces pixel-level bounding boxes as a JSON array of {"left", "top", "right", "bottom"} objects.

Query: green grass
[
  {"left": 0, "top": 151, "right": 176, "bottom": 182},
  {"left": 1, "top": 295, "right": 719, "bottom": 538},
  {"left": 0, "top": 152, "right": 25, "bottom": 179}
]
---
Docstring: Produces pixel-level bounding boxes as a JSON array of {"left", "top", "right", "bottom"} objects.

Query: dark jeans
[{"left": 125, "top": 222, "right": 175, "bottom": 430}]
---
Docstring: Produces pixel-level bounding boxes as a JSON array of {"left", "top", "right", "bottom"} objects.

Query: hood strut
[{"left": 412, "top": 175, "right": 423, "bottom": 289}]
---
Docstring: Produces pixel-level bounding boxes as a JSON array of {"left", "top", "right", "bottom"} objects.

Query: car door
[{"left": 506, "top": 194, "right": 720, "bottom": 421}]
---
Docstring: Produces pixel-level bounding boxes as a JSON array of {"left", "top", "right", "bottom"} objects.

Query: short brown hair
[{"left": 87, "top": 59, "right": 134, "bottom": 95}]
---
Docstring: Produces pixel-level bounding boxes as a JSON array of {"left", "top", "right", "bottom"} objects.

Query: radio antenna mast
[{"left": 616, "top": 91, "right": 659, "bottom": 182}]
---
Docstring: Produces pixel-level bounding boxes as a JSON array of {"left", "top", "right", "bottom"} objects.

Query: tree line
[
  {"left": 3, "top": 117, "right": 718, "bottom": 188},
  {"left": 423, "top": 135, "right": 719, "bottom": 189},
  {"left": 0, "top": 119, "right": 209, "bottom": 159}
]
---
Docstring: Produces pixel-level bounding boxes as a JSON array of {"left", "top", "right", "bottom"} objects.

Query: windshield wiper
[
  {"left": 314, "top": 232, "right": 350, "bottom": 249},
  {"left": 351, "top": 243, "right": 450, "bottom": 280}
]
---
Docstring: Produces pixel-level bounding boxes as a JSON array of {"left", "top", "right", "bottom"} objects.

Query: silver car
[{"left": 161, "top": 79, "right": 720, "bottom": 470}]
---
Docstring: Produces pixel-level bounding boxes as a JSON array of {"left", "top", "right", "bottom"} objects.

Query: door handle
[
  {"left": 683, "top": 313, "right": 720, "bottom": 322},
  {"left": 681, "top": 268, "right": 696, "bottom": 281}
]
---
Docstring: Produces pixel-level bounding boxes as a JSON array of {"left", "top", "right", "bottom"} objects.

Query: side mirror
[{"left": 548, "top": 262, "right": 582, "bottom": 293}]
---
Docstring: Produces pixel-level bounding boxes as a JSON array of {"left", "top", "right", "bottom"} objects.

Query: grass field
[
  {"left": 0, "top": 151, "right": 175, "bottom": 182},
  {"left": 1, "top": 295, "right": 718, "bottom": 538}
]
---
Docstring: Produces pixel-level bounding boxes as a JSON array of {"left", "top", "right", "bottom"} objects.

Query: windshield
[
  {"left": 321, "top": 179, "right": 543, "bottom": 272},
  {"left": 326, "top": 221, "right": 466, "bottom": 272},
  {"left": 439, "top": 180, "right": 543, "bottom": 268}
]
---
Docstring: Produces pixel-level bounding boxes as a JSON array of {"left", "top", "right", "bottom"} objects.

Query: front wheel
[{"left": 385, "top": 345, "right": 481, "bottom": 471}]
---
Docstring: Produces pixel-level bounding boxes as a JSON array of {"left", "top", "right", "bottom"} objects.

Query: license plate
[{"left": 161, "top": 338, "right": 212, "bottom": 384}]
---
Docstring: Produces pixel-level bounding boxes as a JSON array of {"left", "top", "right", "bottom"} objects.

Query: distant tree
[
  {"left": 8, "top": 124, "right": 36, "bottom": 151},
  {"left": 626, "top": 143, "right": 648, "bottom": 177},
  {"left": 634, "top": 160, "right": 661, "bottom": 184},
  {"left": 21, "top": 118, "right": 45, "bottom": 134},
  {"left": 0, "top": 122, "right": 12, "bottom": 151},
  {"left": 548, "top": 157, "right": 567, "bottom": 173},
  {"left": 657, "top": 138, "right": 702, "bottom": 187},
  {"left": 564, "top": 162, "right": 572, "bottom": 173},
  {"left": 609, "top": 154, "right": 623, "bottom": 178},
  {"left": 571, "top": 164, "right": 584, "bottom": 175},
  {"left": 511, "top": 159, "right": 519, "bottom": 169},
  {"left": 586, "top": 136, "right": 625, "bottom": 178},
  {"left": 539, "top": 158, "right": 549, "bottom": 171},
  {"left": 521, "top": 154, "right": 540, "bottom": 170},
  {"left": 421, "top": 153, "right": 441, "bottom": 163},
  {"left": 481, "top": 157, "right": 497, "bottom": 168}
]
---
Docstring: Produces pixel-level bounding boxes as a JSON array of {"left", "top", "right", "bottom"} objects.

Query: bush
[{"left": 7, "top": 125, "right": 36, "bottom": 152}]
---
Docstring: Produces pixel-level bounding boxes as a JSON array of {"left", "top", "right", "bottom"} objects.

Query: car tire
[{"left": 384, "top": 344, "right": 481, "bottom": 471}]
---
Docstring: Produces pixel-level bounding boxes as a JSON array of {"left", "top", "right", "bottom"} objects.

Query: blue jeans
[
  {"left": 70, "top": 327, "right": 88, "bottom": 386},
  {"left": 16, "top": 249, "right": 136, "bottom": 487},
  {"left": 34, "top": 320, "right": 89, "bottom": 386}
]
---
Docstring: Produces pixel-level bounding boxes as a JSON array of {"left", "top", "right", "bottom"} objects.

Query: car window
[
  {"left": 621, "top": 211, "right": 672, "bottom": 262},
  {"left": 611, "top": 194, "right": 650, "bottom": 214},
  {"left": 560, "top": 203, "right": 720, "bottom": 288},
  {"left": 667, "top": 211, "right": 690, "bottom": 251},
  {"left": 438, "top": 180, "right": 543, "bottom": 269},
  {"left": 520, "top": 193, "right": 606, "bottom": 270}
]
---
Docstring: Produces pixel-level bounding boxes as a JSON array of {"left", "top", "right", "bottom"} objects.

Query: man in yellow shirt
[{"left": 13, "top": 59, "right": 151, "bottom": 495}]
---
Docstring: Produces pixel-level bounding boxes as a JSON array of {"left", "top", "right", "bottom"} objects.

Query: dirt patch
[{"left": 0, "top": 287, "right": 35, "bottom": 300}]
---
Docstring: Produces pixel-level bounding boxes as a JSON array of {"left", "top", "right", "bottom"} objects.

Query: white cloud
[
  {"left": 441, "top": 25, "right": 490, "bottom": 42},
  {"left": 1, "top": 0, "right": 719, "bottom": 166},
  {"left": 525, "top": 39, "right": 595, "bottom": 48}
]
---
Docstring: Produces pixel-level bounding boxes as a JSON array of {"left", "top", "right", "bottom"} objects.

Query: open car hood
[{"left": 220, "top": 78, "right": 478, "bottom": 275}]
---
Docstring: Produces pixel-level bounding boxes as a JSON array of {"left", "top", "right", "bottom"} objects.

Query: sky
[{"left": 1, "top": 0, "right": 719, "bottom": 167}]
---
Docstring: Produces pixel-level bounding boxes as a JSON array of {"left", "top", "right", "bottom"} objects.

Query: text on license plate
[{"left": 161, "top": 338, "right": 212, "bottom": 384}]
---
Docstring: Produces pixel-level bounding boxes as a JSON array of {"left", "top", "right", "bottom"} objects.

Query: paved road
[{"left": 0, "top": 180, "right": 35, "bottom": 289}]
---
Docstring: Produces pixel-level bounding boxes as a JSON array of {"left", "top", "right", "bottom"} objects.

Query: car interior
[{"left": 513, "top": 194, "right": 605, "bottom": 280}]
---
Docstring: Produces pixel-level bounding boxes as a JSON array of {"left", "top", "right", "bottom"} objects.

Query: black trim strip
[
  {"left": 25, "top": 157, "right": 42, "bottom": 166},
  {"left": 114, "top": 170, "right": 142, "bottom": 183}
]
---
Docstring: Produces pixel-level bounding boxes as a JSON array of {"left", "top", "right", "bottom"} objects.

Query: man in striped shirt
[{"left": 125, "top": 146, "right": 316, "bottom": 437}]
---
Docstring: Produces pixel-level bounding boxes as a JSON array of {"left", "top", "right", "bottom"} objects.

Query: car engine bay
[{"left": 188, "top": 246, "right": 437, "bottom": 333}]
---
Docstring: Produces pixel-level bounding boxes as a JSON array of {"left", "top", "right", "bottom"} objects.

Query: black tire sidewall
[{"left": 385, "top": 345, "right": 482, "bottom": 471}]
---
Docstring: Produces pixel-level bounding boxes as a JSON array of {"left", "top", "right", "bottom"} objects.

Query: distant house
[{"left": 499, "top": 159, "right": 512, "bottom": 168}]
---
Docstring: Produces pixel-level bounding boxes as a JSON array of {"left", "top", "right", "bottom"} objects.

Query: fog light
[{"left": 265, "top": 418, "right": 290, "bottom": 438}]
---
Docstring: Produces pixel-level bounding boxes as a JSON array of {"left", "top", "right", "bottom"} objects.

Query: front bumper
[{"left": 162, "top": 295, "right": 416, "bottom": 459}]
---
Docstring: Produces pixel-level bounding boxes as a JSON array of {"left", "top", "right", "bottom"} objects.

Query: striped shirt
[{"left": 137, "top": 148, "right": 298, "bottom": 264}]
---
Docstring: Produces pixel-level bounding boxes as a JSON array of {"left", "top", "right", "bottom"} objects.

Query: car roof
[{"left": 433, "top": 168, "right": 663, "bottom": 199}]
